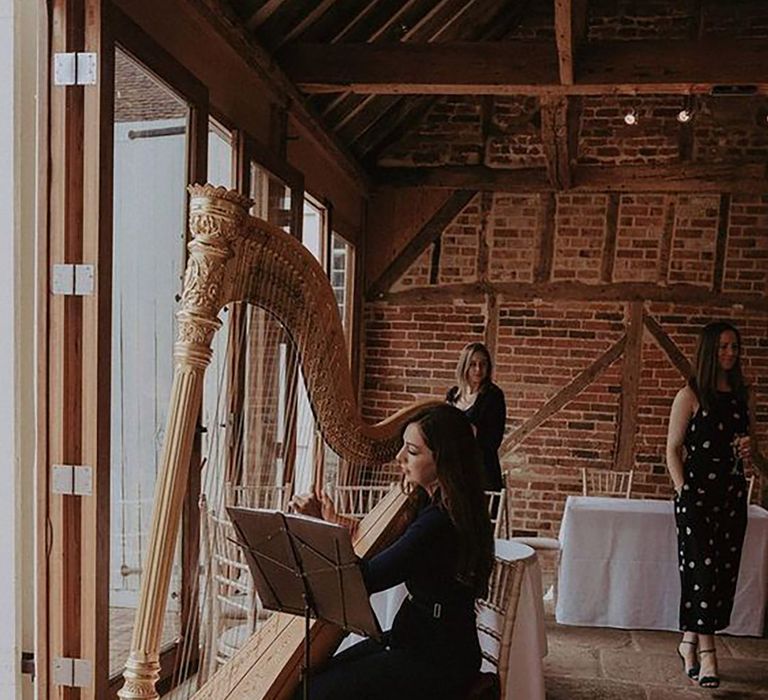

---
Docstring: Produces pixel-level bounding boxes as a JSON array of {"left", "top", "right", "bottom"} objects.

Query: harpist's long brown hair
[{"left": 404, "top": 404, "right": 494, "bottom": 598}]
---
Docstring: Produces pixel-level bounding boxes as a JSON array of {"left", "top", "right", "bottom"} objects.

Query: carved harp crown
[{"left": 119, "top": 185, "right": 439, "bottom": 700}]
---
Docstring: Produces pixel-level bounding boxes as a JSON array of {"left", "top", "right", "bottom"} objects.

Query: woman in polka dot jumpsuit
[{"left": 666, "top": 322, "right": 754, "bottom": 689}]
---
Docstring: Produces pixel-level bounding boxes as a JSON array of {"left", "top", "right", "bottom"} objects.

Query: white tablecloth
[
  {"left": 556, "top": 496, "right": 768, "bottom": 636},
  {"left": 338, "top": 540, "right": 547, "bottom": 700}
]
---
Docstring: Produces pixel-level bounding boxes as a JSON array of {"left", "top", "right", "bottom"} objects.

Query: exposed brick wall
[
  {"left": 552, "top": 194, "right": 608, "bottom": 282},
  {"left": 578, "top": 96, "right": 681, "bottom": 165},
  {"left": 613, "top": 194, "right": 666, "bottom": 282},
  {"left": 488, "top": 193, "right": 539, "bottom": 282},
  {"left": 669, "top": 195, "right": 719, "bottom": 287},
  {"left": 363, "top": 191, "right": 768, "bottom": 537},
  {"left": 693, "top": 97, "right": 768, "bottom": 163},
  {"left": 588, "top": 0, "right": 699, "bottom": 40},
  {"left": 725, "top": 195, "right": 768, "bottom": 295},
  {"left": 379, "top": 97, "right": 483, "bottom": 167},
  {"left": 363, "top": 303, "right": 487, "bottom": 422},
  {"left": 438, "top": 195, "right": 481, "bottom": 284}
]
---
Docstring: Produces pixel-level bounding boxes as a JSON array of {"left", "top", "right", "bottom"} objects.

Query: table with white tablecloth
[
  {"left": 338, "top": 539, "right": 547, "bottom": 700},
  {"left": 556, "top": 496, "right": 768, "bottom": 636}
]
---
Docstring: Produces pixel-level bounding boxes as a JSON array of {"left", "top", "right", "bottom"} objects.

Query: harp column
[{"left": 119, "top": 186, "right": 251, "bottom": 699}]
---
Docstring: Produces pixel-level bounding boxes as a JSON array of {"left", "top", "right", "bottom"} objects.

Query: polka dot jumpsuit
[{"left": 675, "top": 390, "right": 749, "bottom": 634}]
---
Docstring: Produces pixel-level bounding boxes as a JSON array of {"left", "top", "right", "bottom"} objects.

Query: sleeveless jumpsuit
[{"left": 674, "top": 390, "right": 749, "bottom": 634}]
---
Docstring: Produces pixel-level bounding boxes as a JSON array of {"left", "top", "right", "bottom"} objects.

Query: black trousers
[
  {"left": 297, "top": 634, "right": 476, "bottom": 700},
  {"left": 674, "top": 472, "right": 748, "bottom": 634}
]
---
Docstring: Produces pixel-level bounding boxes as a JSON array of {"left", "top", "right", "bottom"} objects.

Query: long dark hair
[
  {"left": 687, "top": 321, "right": 748, "bottom": 412},
  {"left": 455, "top": 342, "right": 493, "bottom": 396},
  {"left": 405, "top": 404, "right": 494, "bottom": 598}
]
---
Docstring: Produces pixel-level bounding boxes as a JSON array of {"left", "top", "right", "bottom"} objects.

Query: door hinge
[
  {"left": 51, "top": 263, "right": 95, "bottom": 296},
  {"left": 53, "top": 52, "right": 98, "bottom": 86},
  {"left": 51, "top": 464, "right": 93, "bottom": 496},
  {"left": 20, "top": 651, "right": 35, "bottom": 679},
  {"left": 53, "top": 657, "right": 92, "bottom": 688}
]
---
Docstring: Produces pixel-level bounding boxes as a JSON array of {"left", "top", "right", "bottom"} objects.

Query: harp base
[{"left": 117, "top": 652, "right": 161, "bottom": 700}]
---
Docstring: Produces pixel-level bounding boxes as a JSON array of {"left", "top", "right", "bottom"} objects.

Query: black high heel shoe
[
  {"left": 677, "top": 640, "right": 700, "bottom": 680},
  {"left": 697, "top": 649, "right": 720, "bottom": 688}
]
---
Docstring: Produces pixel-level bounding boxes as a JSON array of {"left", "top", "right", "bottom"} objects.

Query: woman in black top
[
  {"left": 291, "top": 404, "right": 494, "bottom": 700},
  {"left": 666, "top": 321, "right": 764, "bottom": 689},
  {"left": 446, "top": 342, "right": 507, "bottom": 491}
]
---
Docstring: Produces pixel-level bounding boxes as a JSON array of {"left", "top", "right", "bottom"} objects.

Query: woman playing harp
[{"left": 118, "top": 185, "right": 440, "bottom": 700}]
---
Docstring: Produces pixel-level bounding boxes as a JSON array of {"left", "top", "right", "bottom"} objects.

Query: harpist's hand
[{"left": 289, "top": 493, "right": 323, "bottom": 518}]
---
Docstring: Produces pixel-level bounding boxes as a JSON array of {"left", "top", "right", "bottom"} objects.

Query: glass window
[
  {"left": 109, "top": 47, "right": 188, "bottom": 676},
  {"left": 201, "top": 119, "right": 235, "bottom": 505}
]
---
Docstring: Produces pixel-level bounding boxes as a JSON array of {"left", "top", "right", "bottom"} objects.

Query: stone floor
[{"left": 543, "top": 616, "right": 768, "bottom": 700}]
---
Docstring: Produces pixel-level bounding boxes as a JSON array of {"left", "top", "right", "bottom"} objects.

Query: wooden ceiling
[{"left": 219, "top": 0, "right": 768, "bottom": 190}]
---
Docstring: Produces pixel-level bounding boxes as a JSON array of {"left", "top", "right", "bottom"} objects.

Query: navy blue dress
[
  {"left": 302, "top": 499, "right": 481, "bottom": 700},
  {"left": 447, "top": 382, "right": 507, "bottom": 490}
]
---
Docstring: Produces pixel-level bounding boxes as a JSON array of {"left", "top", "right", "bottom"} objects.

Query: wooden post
[{"left": 119, "top": 185, "right": 251, "bottom": 700}]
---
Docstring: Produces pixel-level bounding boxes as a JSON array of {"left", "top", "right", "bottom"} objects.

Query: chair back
[
  {"left": 581, "top": 467, "right": 633, "bottom": 498},
  {"left": 333, "top": 484, "right": 393, "bottom": 518},
  {"left": 476, "top": 549, "right": 527, "bottom": 693},
  {"left": 747, "top": 475, "right": 755, "bottom": 504},
  {"left": 484, "top": 489, "right": 509, "bottom": 538},
  {"left": 198, "top": 495, "right": 269, "bottom": 685},
  {"left": 225, "top": 481, "right": 292, "bottom": 510}
]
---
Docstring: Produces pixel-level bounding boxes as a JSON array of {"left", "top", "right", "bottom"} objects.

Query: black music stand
[{"left": 227, "top": 507, "right": 382, "bottom": 700}]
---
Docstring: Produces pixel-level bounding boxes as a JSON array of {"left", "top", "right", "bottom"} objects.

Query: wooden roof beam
[
  {"left": 278, "top": 40, "right": 768, "bottom": 95},
  {"left": 374, "top": 163, "right": 768, "bottom": 192},
  {"left": 554, "top": 0, "right": 588, "bottom": 85},
  {"left": 190, "top": 0, "right": 370, "bottom": 194}
]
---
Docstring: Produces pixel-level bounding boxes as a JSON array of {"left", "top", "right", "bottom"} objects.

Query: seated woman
[
  {"left": 290, "top": 404, "right": 495, "bottom": 700},
  {"left": 446, "top": 342, "right": 507, "bottom": 491}
]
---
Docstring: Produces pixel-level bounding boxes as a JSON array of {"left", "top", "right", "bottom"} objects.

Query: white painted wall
[{"left": 0, "top": 0, "right": 39, "bottom": 698}]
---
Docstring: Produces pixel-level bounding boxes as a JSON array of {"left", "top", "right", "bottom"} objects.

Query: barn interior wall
[{"left": 363, "top": 92, "right": 768, "bottom": 537}]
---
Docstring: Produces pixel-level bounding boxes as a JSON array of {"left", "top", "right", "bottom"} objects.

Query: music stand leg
[{"left": 302, "top": 591, "right": 311, "bottom": 700}]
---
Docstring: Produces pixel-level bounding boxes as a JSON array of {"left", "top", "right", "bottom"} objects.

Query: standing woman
[
  {"left": 666, "top": 321, "right": 756, "bottom": 689},
  {"left": 446, "top": 342, "right": 507, "bottom": 491}
]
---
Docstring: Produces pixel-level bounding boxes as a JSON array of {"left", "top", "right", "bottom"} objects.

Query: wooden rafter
[
  {"left": 374, "top": 163, "right": 768, "bottom": 193},
  {"left": 377, "top": 280, "right": 768, "bottom": 313},
  {"left": 554, "top": 0, "right": 588, "bottom": 85},
  {"left": 499, "top": 335, "right": 628, "bottom": 457},
  {"left": 643, "top": 313, "right": 692, "bottom": 379},
  {"left": 342, "top": 1, "right": 529, "bottom": 163},
  {"left": 615, "top": 302, "right": 644, "bottom": 471},
  {"left": 366, "top": 189, "right": 477, "bottom": 299},
  {"left": 278, "top": 39, "right": 768, "bottom": 95},
  {"left": 190, "top": 0, "right": 370, "bottom": 193},
  {"left": 320, "top": 0, "right": 491, "bottom": 142},
  {"left": 246, "top": 0, "right": 288, "bottom": 30},
  {"left": 270, "top": 0, "right": 338, "bottom": 51}
]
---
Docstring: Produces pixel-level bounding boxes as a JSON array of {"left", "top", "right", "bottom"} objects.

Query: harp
[{"left": 118, "top": 185, "right": 438, "bottom": 699}]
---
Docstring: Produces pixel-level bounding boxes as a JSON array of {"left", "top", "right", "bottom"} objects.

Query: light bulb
[
  {"left": 623, "top": 110, "right": 637, "bottom": 125},
  {"left": 677, "top": 109, "right": 693, "bottom": 123}
]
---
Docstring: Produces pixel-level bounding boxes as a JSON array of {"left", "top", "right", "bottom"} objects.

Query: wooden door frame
[{"left": 43, "top": 1, "right": 210, "bottom": 696}]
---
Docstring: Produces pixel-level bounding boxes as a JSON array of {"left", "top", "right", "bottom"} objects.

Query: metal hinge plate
[
  {"left": 51, "top": 264, "right": 95, "bottom": 296},
  {"left": 51, "top": 464, "right": 93, "bottom": 496},
  {"left": 53, "top": 52, "right": 97, "bottom": 86},
  {"left": 52, "top": 657, "right": 92, "bottom": 688}
]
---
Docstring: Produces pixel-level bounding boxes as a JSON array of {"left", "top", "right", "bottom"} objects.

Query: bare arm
[{"left": 666, "top": 387, "right": 695, "bottom": 493}]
